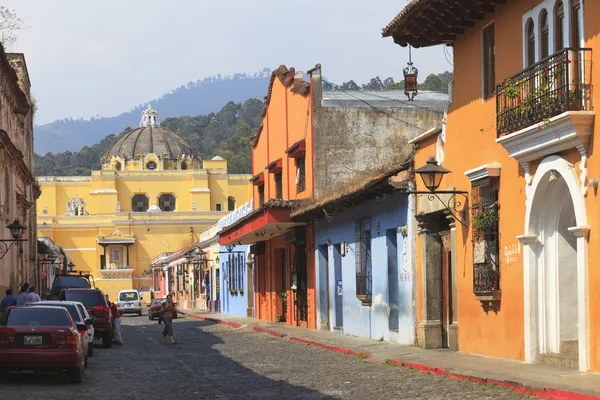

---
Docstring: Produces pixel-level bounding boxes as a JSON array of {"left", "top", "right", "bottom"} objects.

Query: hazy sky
[{"left": 7, "top": 0, "right": 450, "bottom": 125}]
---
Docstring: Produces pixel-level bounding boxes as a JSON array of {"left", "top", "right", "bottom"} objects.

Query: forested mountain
[
  {"left": 35, "top": 99, "right": 264, "bottom": 176},
  {"left": 34, "top": 70, "right": 273, "bottom": 154},
  {"left": 34, "top": 71, "right": 453, "bottom": 177}
]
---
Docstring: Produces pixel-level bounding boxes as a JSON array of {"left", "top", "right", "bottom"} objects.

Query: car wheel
[
  {"left": 69, "top": 367, "right": 83, "bottom": 384},
  {"left": 102, "top": 331, "right": 112, "bottom": 348},
  {"left": 87, "top": 342, "right": 94, "bottom": 357},
  {"left": 84, "top": 355, "right": 88, "bottom": 368}
]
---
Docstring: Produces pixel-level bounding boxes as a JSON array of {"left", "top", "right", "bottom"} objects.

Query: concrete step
[
  {"left": 536, "top": 352, "right": 578, "bottom": 369},
  {"left": 560, "top": 340, "right": 578, "bottom": 356}
]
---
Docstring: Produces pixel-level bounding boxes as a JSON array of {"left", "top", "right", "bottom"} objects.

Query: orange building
[
  {"left": 384, "top": 0, "right": 600, "bottom": 372},
  {"left": 219, "top": 66, "right": 318, "bottom": 328}
]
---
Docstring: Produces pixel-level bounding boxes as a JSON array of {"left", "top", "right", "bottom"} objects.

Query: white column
[
  {"left": 106, "top": 246, "right": 111, "bottom": 270},
  {"left": 568, "top": 225, "right": 590, "bottom": 372},
  {"left": 517, "top": 234, "right": 542, "bottom": 364}
]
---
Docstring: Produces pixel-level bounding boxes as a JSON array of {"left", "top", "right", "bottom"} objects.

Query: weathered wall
[{"left": 312, "top": 91, "right": 445, "bottom": 197}]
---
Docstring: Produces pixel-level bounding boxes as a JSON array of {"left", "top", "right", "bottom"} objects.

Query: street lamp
[
  {"left": 408, "top": 157, "right": 469, "bottom": 229},
  {"left": 414, "top": 157, "right": 451, "bottom": 192},
  {"left": 0, "top": 219, "right": 28, "bottom": 261}
]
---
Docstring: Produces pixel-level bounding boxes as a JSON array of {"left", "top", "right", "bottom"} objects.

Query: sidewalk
[{"left": 182, "top": 310, "right": 600, "bottom": 399}]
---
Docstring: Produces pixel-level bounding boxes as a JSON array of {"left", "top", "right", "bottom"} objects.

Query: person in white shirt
[
  {"left": 16, "top": 283, "right": 30, "bottom": 306},
  {"left": 28, "top": 287, "right": 41, "bottom": 302}
]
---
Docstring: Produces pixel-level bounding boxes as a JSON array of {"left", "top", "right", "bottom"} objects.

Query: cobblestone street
[{"left": 0, "top": 313, "right": 532, "bottom": 399}]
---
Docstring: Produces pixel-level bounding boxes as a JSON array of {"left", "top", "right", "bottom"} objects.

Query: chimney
[{"left": 294, "top": 70, "right": 304, "bottom": 86}]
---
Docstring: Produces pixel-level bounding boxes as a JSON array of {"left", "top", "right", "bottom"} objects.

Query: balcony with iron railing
[
  {"left": 496, "top": 48, "right": 594, "bottom": 169},
  {"left": 497, "top": 48, "right": 592, "bottom": 136}
]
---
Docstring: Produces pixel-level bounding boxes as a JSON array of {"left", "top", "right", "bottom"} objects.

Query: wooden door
[{"left": 440, "top": 232, "right": 452, "bottom": 348}]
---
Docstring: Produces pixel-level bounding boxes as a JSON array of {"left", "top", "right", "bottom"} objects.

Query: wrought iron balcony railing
[
  {"left": 473, "top": 264, "right": 499, "bottom": 294},
  {"left": 496, "top": 48, "right": 592, "bottom": 137}
]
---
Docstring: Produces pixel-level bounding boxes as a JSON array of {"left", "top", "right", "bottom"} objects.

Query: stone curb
[{"left": 186, "top": 313, "right": 600, "bottom": 400}]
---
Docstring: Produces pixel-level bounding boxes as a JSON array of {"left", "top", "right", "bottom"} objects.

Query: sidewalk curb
[
  {"left": 186, "top": 313, "right": 244, "bottom": 329},
  {"left": 186, "top": 313, "right": 599, "bottom": 400}
]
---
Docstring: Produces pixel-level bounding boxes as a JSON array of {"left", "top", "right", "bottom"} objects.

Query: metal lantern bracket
[
  {"left": 0, "top": 239, "right": 27, "bottom": 261},
  {"left": 403, "top": 190, "right": 469, "bottom": 229}
]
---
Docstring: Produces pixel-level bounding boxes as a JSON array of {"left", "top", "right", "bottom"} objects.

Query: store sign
[{"left": 218, "top": 200, "right": 254, "bottom": 231}]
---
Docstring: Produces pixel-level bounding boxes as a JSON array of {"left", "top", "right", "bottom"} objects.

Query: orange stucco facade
[
  {"left": 221, "top": 66, "right": 317, "bottom": 328},
  {"left": 404, "top": 0, "right": 600, "bottom": 371}
]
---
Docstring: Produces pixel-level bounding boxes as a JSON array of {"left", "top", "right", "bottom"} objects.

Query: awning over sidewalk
[{"left": 219, "top": 199, "right": 302, "bottom": 246}]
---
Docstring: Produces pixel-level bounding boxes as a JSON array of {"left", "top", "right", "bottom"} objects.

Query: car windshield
[
  {"left": 35, "top": 303, "right": 81, "bottom": 323},
  {"left": 64, "top": 290, "right": 105, "bottom": 307},
  {"left": 53, "top": 276, "right": 90, "bottom": 289},
  {"left": 1, "top": 308, "right": 73, "bottom": 327},
  {"left": 151, "top": 299, "right": 164, "bottom": 306},
  {"left": 119, "top": 292, "right": 138, "bottom": 301}
]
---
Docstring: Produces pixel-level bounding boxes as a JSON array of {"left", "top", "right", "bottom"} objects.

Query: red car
[
  {"left": 0, "top": 305, "right": 86, "bottom": 383},
  {"left": 148, "top": 298, "right": 178, "bottom": 321}
]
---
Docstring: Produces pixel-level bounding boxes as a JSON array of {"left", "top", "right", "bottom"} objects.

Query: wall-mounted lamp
[{"left": 405, "top": 157, "right": 469, "bottom": 229}]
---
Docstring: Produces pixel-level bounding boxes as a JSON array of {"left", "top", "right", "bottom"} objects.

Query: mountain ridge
[{"left": 34, "top": 68, "right": 273, "bottom": 154}]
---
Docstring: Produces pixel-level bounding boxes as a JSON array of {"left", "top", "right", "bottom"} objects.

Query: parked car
[
  {"left": 0, "top": 305, "right": 86, "bottom": 383},
  {"left": 32, "top": 301, "right": 94, "bottom": 359},
  {"left": 117, "top": 290, "right": 142, "bottom": 316},
  {"left": 49, "top": 272, "right": 94, "bottom": 300},
  {"left": 148, "top": 298, "right": 178, "bottom": 321},
  {"left": 60, "top": 289, "right": 113, "bottom": 348}
]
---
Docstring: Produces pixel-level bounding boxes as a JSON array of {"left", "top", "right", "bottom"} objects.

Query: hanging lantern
[{"left": 403, "top": 45, "right": 418, "bottom": 101}]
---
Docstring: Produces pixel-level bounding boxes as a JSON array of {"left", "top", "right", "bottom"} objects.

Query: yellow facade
[{"left": 37, "top": 157, "right": 251, "bottom": 300}]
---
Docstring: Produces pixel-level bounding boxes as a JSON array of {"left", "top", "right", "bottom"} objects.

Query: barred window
[
  {"left": 237, "top": 253, "right": 244, "bottom": 291},
  {"left": 275, "top": 171, "right": 283, "bottom": 199},
  {"left": 159, "top": 194, "right": 176, "bottom": 212},
  {"left": 471, "top": 177, "right": 500, "bottom": 294},
  {"left": 355, "top": 217, "right": 372, "bottom": 301},
  {"left": 258, "top": 184, "right": 265, "bottom": 206},
  {"left": 132, "top": 194, "right": 149, "bottom": 212}
]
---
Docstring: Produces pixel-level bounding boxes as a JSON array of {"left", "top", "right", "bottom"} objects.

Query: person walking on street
[
  {"left": 16, "top": 283, "right": 30, "bottom": 306},
  {"left": 106, "top": 295, "right": 123, "bottom": 345},
  {"left": 0, "top": 289, "right": 17, "bottom": 312},
  {"left": 28, "top": 287, "right": 41, "bottom": 302},
  {"left": 160, "top": 294, "right": 185, "bottom": 345}
]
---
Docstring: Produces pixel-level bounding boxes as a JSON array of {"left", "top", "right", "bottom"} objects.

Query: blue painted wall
[
  {"left": 314, "top": 191, "right": 415, "bottom": 344},
  {"left": 220, "top": 245, "right": 250, "bottom": 318}
]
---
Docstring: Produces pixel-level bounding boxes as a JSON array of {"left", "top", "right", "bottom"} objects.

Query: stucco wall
[
  {"left": 314, "top": 191, "right": 415, "bottom": 344},
  {"left": 313, "top": 101, "right": 444, "bottom": 197},
  {"left": 220, "top": 245, "right": 250, "bottom": 318}
]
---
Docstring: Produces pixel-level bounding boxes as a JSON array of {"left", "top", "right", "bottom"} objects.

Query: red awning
[
  {"left": 219, "top": 207, "right": 302, "bottom": 246},
  {"left": 267, "top": 158, "right": 283, "bottom": 172},
  {"left": 285, "top": 139, "right": 306, "bottom": 159},
  {"left": 251, "top": 172, "right": 265, "bottom": 185}
]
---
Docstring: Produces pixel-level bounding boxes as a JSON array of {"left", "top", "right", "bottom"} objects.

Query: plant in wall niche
[{"left": 472, "top": 204, "right": 498, "bottom": 241}]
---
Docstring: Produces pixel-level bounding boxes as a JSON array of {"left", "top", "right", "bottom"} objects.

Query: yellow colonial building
[{"left": 36, "top": 106, "right": 252, "bottom": 299}]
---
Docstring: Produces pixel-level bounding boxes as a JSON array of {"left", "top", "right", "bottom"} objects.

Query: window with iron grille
[
  {"left": 355, "top": 217, "right": 372, "bottom": 302},
  {"left": 159, "top": 194, "right": 176, "bottom": 212},
  {"left": 296, "top": 155, "right": 306, "bottom": 193},
  {"left": 258, "top": 184, "right": 265, "bottom": 206},
  {"left": 471, "top": 177, "right": 500, "bottom": 294},
  {"left": 132, "top": 194, "right": 149, "bottom": 212},
  {"left": 237, "top": 253, "right": 244, "bottom": 291},
  {"left": 275, "top": 171, "right": 283, "bottom": 199}
]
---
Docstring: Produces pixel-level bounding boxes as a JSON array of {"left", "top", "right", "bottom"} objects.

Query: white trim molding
[
  {"left": 191, "top": 188, "right": 210, "bottom": 193},
  {"left": 497, "top": 111, "right": 594, "bottom": 195},
  {"left": 464, "top": 163, "right": 501, "bottom": 182},
  {"left": 521, "top": 155, "right": 590, "bottom": 372},
  {"left": 89, "top": 189, "right": 118, "bottom": 194}
]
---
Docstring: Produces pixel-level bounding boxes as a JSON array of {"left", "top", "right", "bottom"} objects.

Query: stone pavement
[
  {"left": 184, "top": 311, "right": 600, "bottom": 399},
  {"left": 0, "top": 313, "right": 534, "bottom": 399}
]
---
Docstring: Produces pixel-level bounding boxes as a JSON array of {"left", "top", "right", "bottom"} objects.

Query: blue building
[
  {"left": 220, "top": 244, "right": 253, "bottom": 318},
  {"left": 293, "top": 163, "right": 416, "bottom": 344}
]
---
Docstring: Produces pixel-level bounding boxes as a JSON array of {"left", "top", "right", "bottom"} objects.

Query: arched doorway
[{"left": 520, "top": 156, "right": 589, "bottom": 371}]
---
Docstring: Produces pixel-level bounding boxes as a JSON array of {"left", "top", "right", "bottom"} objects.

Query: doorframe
[{"left": 518, "top": 155, "right": 590, "bottom": 371}]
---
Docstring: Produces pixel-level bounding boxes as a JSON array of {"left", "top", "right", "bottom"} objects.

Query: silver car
[{"left": 117, "top": 290, "right": 142, "bottom": 316}]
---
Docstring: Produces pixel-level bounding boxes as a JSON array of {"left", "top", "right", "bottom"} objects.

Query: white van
[{"left": 117, "top": 290, "right": 142, "bottom": 316}]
